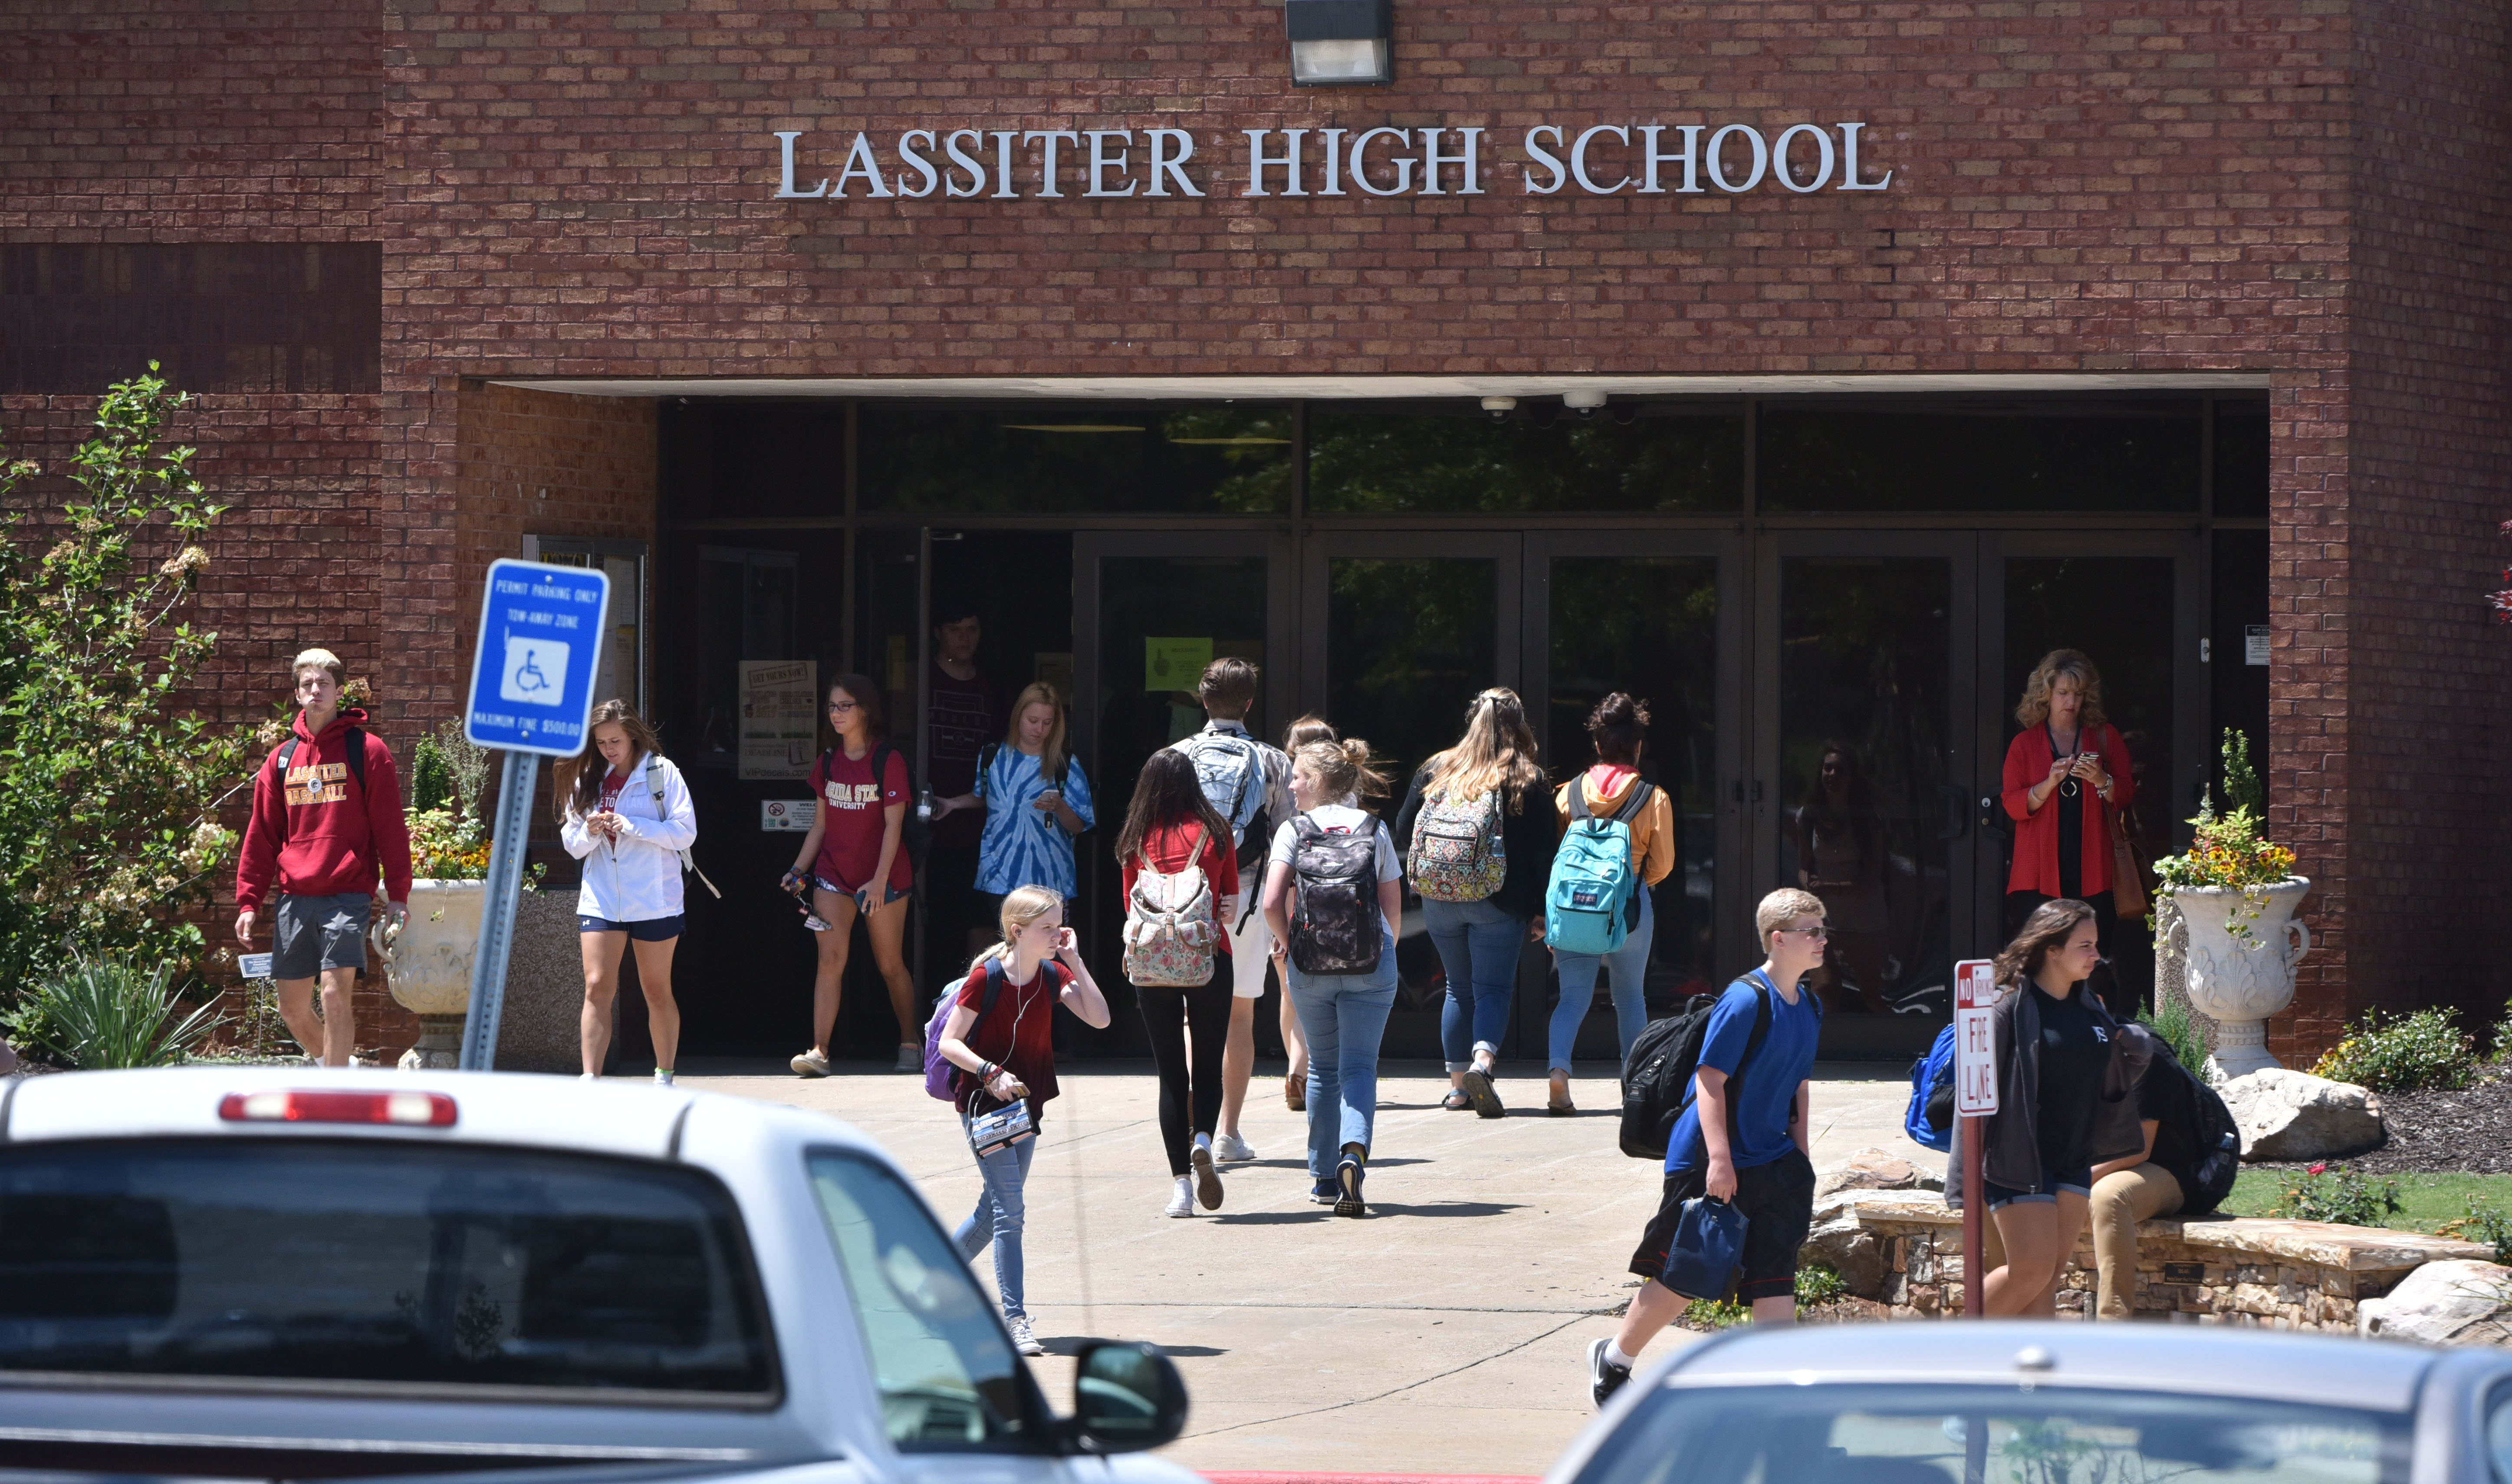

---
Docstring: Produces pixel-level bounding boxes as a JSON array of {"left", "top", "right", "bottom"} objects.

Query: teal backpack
[{"left": 1544, "top": 779, "right": 1654, "bottom": 955}]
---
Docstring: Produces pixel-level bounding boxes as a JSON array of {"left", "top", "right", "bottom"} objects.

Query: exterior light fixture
[
  {"left": 1286, "top": 0, "right": 1393, "bottom": 87},
  {"left": 1563, "top": 389, "right": 1608, "bottom": 418},
  {"left": 1480, "top": 397, "right": 1517, "bottom": 423}
]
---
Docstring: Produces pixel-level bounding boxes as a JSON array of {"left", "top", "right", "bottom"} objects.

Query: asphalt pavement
[{"left": 687, "top": 1057, "right": 1929, "bottom": 1477}]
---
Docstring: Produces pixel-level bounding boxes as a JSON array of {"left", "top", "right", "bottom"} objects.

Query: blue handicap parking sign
[{"left": 465, "top": 558, "right": 611, "bottom": 756}]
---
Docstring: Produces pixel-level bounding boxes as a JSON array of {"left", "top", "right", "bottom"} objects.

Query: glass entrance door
[
  {"left": 1073, "top": 531, "right": 1293, "bottom": 1056},
  {"left": 1303, "top": 535, "right": 1521, "bottom": 1057},
  {"left": 1754, "top": 535, "right": 1981, "bottom": 1056}
]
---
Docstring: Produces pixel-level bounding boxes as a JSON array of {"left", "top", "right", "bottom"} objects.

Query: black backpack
[
  {"left": 1287, "top": 815, "right": 1381, "bottom": 975},
  {"left": 1618, "top": 974, "right": 1774, "bottom": 1160},
  {"left": 2161, "top": 1039, "right": 2242, "bottom": 1215}
]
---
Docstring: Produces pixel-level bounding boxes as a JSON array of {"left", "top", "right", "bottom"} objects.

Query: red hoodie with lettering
[{"left": 234, "top": 706, "right": 414, "bottom": 912}]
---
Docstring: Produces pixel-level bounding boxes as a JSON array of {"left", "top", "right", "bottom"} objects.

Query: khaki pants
[{"left": 2089, "top": 1163, "right": 2183, "bottom": 1320}]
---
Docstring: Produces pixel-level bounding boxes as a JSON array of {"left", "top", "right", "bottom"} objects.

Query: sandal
[
  {"left": 1286, "top": 1072, "right": 1307, "bottom": 1112},
  {"left": 1442, "top": 1089, "right": 1473, "bottom": 1112}
]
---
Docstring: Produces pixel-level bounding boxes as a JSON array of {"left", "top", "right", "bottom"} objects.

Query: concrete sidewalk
[{"left": 686, "top": 1058, "right": 1933, "bottom": 1476}]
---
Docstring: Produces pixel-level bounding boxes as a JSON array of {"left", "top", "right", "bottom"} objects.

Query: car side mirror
[{"left": 1064, "top": 1340, "right": 1188, "bottom": 1454}]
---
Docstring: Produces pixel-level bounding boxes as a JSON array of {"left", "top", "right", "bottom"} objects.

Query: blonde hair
[
  {"left": 1423, "top": 688, "right": 1546, "bottom": 811},
  {"left": 1283, "top": 713, "right": 1336, "bottom": 752},
  {"left": 2015, "top": 649, "right": 2109, "bottom": 729},
  {"left": 1004, "top": 681, "right": 1069, "bottom": 784},
  {"left": 969, "top": 885, "right": 1066, "bottom": 974},
  {"left": 556, "top": 699, "right": 663, "bottom": 824},
  {"left": 1292, "top": 737, "right": 1389, "bottom": 805},
  {"left": 1756, "top": 887, "right": 1828, "bottom": 951},
  {"left": 291, "top": 647, "right": 345, "bottom": 685}
]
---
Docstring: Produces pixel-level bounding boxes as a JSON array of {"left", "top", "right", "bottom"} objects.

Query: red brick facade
[{"left": 7, "top": 0, "right": 2509, "bottom": 1058}]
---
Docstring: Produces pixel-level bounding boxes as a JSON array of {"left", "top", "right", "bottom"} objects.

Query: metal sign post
[
  {"left": 460, "top": 558, "right": 610, "bottom": 1072},
  {"left": 1953, "top": 957, "right": 1999, "bottom": 1319}
]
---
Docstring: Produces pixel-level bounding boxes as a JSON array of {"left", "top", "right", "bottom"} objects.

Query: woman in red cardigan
[{"left": 1999, "top": 649, "right": 2136, "bottom": 1013}]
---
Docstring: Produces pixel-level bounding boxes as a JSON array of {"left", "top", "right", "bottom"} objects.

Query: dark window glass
[
  {"left": 1758, "top": 400, "right": 2203, "bottom": 512},
  {"left": 1575, "top": 1384, "right": 2403, "bottom": 1484},
  {"left": 1307, "top": 404, "right": 1743, "bottom": 513},
  {"left": 0, "top": 243, "right": 380, "bottom": 395},
  {"left": 0, "top": 1139, "right": 776, "bottom": 1399},
  {"left": 2213, "top": 401, "right": 2270, "bottom": 517},
  {"left": 858, "top": 403, "right": 1291, "bottom": 514},
  {"left": 664, "top": 403, "right": 845, "bottom": 522}
]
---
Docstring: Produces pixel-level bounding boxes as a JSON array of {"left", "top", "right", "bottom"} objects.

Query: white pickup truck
[{"left": 0, "top": 1067, "right": 1197, "bottom": 1484}]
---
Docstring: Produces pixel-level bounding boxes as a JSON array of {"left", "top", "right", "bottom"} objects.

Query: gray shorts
[{"left": 273, "top": 892, "right": 371, "bottom": 980}]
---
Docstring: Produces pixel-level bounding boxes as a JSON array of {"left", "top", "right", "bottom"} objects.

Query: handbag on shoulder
[{"left": 2110, "top": 801, "right": 2153, "bottom": 919}]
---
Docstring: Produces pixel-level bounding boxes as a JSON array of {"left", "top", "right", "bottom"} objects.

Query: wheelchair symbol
[{"left": 498, "top": 636, "right": 571, "bottom": 706}]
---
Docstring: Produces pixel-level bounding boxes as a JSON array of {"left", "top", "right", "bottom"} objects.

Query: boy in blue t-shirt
[{"left": 1588, "top": 888, "right": 1829, "bottom": 1407}]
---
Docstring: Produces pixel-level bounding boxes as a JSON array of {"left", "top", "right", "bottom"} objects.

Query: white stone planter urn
[
  {"left": 379, "top": 878, "right": 485, "bottom": 1069},
  {"left": 2166, "top": 877, "right": 2311, "bottom": 1082}
]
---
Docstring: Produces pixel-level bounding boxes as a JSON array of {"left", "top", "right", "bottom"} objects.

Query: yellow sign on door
[{"left": 1145, "top": 637, "right": 1213, "bottom": 693}]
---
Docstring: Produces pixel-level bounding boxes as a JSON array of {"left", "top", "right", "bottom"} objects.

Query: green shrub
[
  {"left": 2441, "top": 1199, "right": 2512, "bottom": 1264},
  {"left": 1680, "top": 1297, "right": 1748, "bottom": 1329},
  {"left": 15, "top": 957, "right": 224, "bottom": 1070},
  {"left": 2492, "top": 1000, "right": 2512, "bottom": 1064},
  {"left": 2311, "top": 1007, "right": 2475, "bottom": 1092},
  {"left": 2269, "top": 1164, "right": 2404, "bottom": 1228},
  {"left": 409, "top": 734, "right": 454, "bottom": 817},
  {"left": 2139, "top": 996, "right": 2210, "bottom": 1078},
  {"left": 1796, "top": 1260, "right": 1848, "bottom": 1307}
]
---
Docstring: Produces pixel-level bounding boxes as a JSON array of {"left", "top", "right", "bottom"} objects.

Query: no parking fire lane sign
[{"left": 1954, "top": 958, "right": 1999, "bottom": 1116}]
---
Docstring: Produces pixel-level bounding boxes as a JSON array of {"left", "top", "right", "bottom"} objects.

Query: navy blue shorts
[
  {"left": 579, "top": 914, "right": 683, "bottom": 942},
  {"left": 1984, "top": 1160, "right": 2094, "bottom": 1211}
]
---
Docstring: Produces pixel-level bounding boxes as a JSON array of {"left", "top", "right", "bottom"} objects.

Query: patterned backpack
[
  {"left": 1121, "top": 824, "right": 1220, "bottom": 987},
  {"left": 1406, "top": 785, "right": 1507, "bottom": 903}
]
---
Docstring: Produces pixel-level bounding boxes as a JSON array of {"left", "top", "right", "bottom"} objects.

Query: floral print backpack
[{"left": 1121, "top": 824, "right": 1219, "bottom": 987}]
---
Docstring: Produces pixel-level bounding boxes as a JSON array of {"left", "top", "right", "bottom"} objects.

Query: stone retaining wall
[{"left": 1807, "top": 1190, "right": 2493, "bottom": 1331}]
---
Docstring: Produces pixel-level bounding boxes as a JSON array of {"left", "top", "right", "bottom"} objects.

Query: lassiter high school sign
[{"left": 772, "top": 122, "right": 1893, "bottom": 202}]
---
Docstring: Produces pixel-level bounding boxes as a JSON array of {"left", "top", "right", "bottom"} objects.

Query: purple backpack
[{"left": 921, "top": 958, "right": 1008, "bottom": 1102}]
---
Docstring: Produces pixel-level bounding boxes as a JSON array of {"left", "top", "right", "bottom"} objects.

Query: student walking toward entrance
[
  {"left": 1262, "top": 738, "right": 1401, "bottom": 1217},
  {"left": 1167, "top": 657, "right": 1294, "bottom": 1160},
  {"left": 783, "top": 674, "right": 918, "bottom": 1078},
  {"left": 2000, "top": 649, "right": 2137, "bottom": 1015},
  {"left": 1394, "top": 687, "right": 1555, "bottom": 1120},
  {"left": 1588, "top": 888, "right": 1826, "bottom": 1407},
  {"left": 233, "top": 648, "right": 412, "bottom": 1068},
  {"left": 1545, "top": 693, "right": 1676, "bottom": 1114},
  {"left": 1274, "top": 713, "right": 1339, "bottom": 1110},
  {"left": 558, "top": 701, "right": 697, "bottom": 1083},
  {"left": 1116, "top": 749, "right": 1240, "bottom": 1217},
  {"left": 932, "top": 886, "right": 1113, "bottom": 1356}
]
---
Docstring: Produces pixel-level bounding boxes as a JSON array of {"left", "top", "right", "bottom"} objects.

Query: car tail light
[{"left": 218, "top": 1090, "right": 458, "bottom": 1127}]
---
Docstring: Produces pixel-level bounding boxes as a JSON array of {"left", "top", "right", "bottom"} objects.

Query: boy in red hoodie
[{"left": 234, "top": 649, "right": 414, "bottom": 1066}]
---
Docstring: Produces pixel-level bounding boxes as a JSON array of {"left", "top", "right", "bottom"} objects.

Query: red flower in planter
[{"left": 2308, "top": 1162, "right": 2328, "bottom": 1175}]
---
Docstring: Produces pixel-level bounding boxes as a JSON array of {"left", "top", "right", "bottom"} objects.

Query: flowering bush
[
  {"left": 2152, "top": 806, "right": 2296, "bottom": 892},
  {"left": 2310, "top": 1007, "right": 2476, "bottom": 1093},
  {"left": 2269, "top": 1163, "right": 2403, "bottom": 1228}
]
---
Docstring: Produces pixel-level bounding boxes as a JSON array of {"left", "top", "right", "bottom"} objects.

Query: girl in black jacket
[
  {"left": 1393, "top": 687, "right": 1556, "bottom": 1120},
  {"left": 1945, "top": 896, "right": 2144, "bottom": 1316}
]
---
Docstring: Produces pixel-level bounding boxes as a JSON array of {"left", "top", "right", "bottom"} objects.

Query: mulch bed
[{"left": 2249, "top": 1066, "right": 2512, "bottom": 1175}]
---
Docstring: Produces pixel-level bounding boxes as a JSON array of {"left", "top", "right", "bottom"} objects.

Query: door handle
[
  {"left": 1731, "top": 779, "right": 1764, "bottom": 806},
  {"left": 1938, "top": 783, "right": 1969, "bottom": 841}
]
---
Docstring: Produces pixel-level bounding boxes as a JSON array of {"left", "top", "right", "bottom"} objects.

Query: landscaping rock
[
  {"left": 2357, "top": 1260, "right": 2512, "bottom": 1347},
  {"left": 2220, "top": 1068, "right": 2386, "bottom": 1161},
  {"left": 1815, "top": 1146, "right": 1944, "bottom": 1199}
]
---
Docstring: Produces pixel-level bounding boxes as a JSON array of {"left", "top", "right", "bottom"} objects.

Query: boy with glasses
[{"left": 1588, "top": 887, "right": 1827, "bottom": 1405}]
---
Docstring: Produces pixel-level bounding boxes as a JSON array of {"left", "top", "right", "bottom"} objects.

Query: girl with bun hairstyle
[
  {"left": 1272, "top": 713, "right": 1339, "bottom": 1107},
  {"left": 1545, "top": 693, "right": 1677, "bottom": 1114}
]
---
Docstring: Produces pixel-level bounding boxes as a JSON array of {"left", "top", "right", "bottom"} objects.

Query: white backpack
[{"left": 1121, "top": 824, "right": 1219, "bottom": 987}]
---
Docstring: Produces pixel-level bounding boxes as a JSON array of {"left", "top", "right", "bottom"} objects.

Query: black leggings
[{"left": 1135, "top": 976, "right": 1230, "bottom": 1177}]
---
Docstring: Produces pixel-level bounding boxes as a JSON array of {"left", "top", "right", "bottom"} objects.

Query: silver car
[{"left": 1553, "top": 1321, "right": 2512, "bottom": 1484}]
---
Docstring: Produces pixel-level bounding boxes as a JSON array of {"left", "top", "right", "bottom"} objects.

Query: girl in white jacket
[{"left": 559, "top": 701, "right": 699, "bottom": 1083}]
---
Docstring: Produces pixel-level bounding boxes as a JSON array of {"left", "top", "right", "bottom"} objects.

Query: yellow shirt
[{"left": 1552, "top": 770, "right": 1677, "bottom": 887}]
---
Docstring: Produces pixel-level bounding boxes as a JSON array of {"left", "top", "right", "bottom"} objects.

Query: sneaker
[
  {"left": 1310, "top": 1178, "right": 1338, "bottom": 1204},
  {"left": 790, "top": 1048, "right": 832, "bottom": 1078},
  {"left": 653, "top": 1069, "right": 675, "bottom": 1087},
  {"left": 1334, "top": 1153, "right": 1366, "bottom": 1217},
  {"left": 1006, "top": 1313, "right": 1045, "bottom": 1357},
  {"left": 1463, "top": 1062, "right": 1505, "bottom": 1119},
  {"left": 579, "top": 1072, "right": 598, "bottom": 1081},
  {"left": 1212, "top": 1132, "right": 1256, "bottom": 1163},
  {"left": 1190, "top": 1142, "right": 1224, "bottom": 1210},
  {"left": 894, "top": 1043, "right": 921, "bottom": 1074},
  {"left": 1588, "top": 1338, "right": 1632, "bottom": 1408},
  {"left": 1164, "top": 1176, "right": 1195, "bottom": 1218}
]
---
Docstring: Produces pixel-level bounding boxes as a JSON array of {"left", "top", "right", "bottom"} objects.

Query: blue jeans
[
  {"left": 1424, "top": 896, "right": 1526, "bottom": 1072},
  {"left": 1547, "top": 890, "right": 1655, "bottom": 1073},
  {"left": 954, "top": 1118, "right": 1038, "bottom": 1318},
  {"left": 1288, "top": 925, "right": 1399, "bottom": 1179}
]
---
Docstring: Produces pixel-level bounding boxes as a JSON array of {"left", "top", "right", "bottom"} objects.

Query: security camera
[
  {"left": 1480, "top": 396, "right": 1517, "bottom": 423},
  {"left": 1562, "top": 388, "right": 1608, "bottom": 419}
]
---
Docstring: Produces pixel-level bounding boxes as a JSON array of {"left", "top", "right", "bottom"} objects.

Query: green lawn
[{"left": 2222, "top": 1168, "right": 2512, "bottom": 1238}]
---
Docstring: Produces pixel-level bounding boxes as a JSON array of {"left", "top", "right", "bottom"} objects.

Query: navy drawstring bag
[{"left": 1660, "top": 1194, "right": 1749, "bottom": 1300}]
